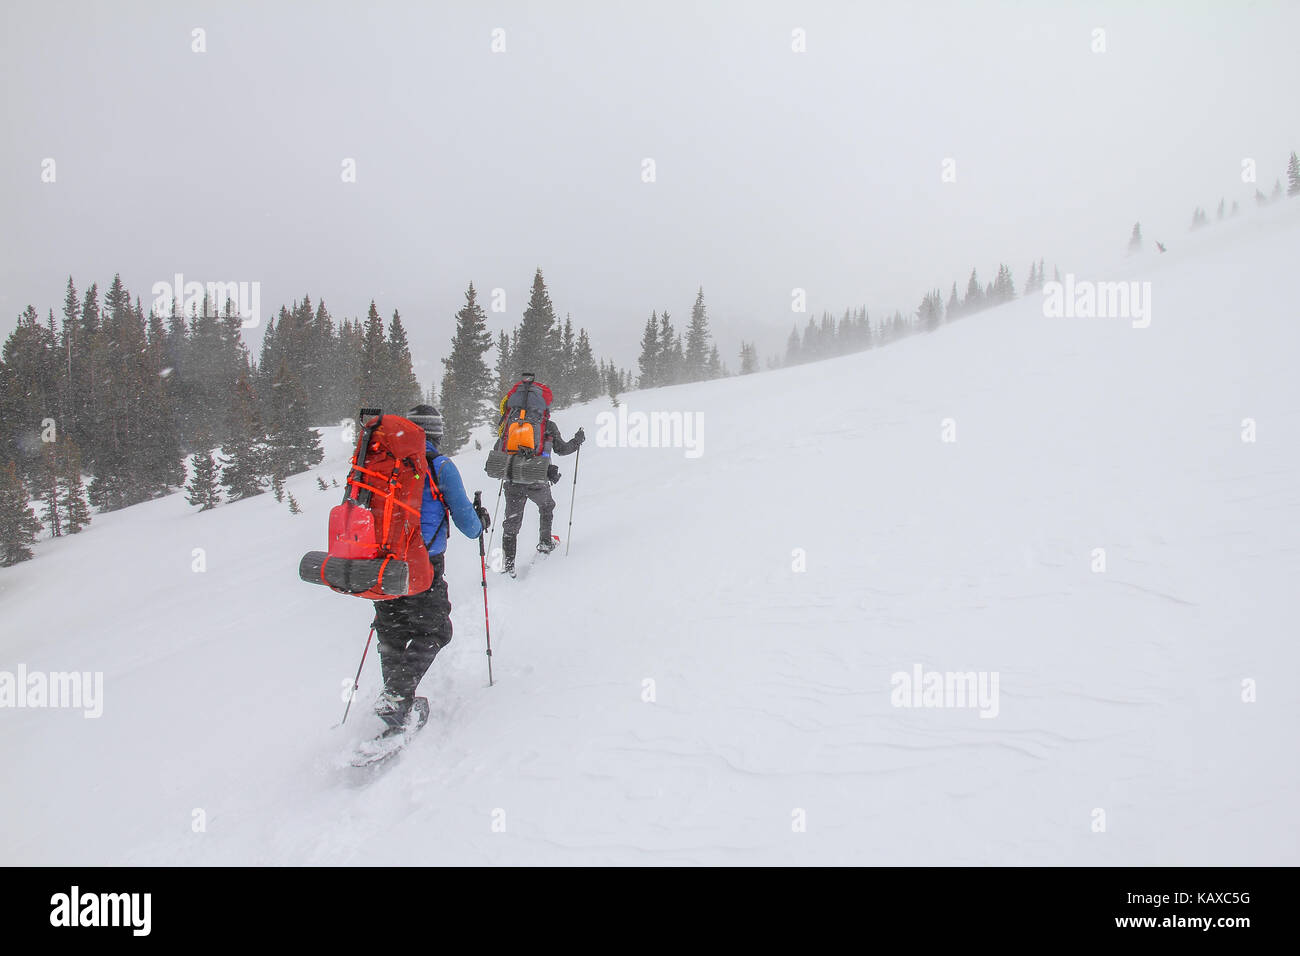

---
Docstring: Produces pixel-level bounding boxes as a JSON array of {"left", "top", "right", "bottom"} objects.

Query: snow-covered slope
[{"left": 3, "top": 205, "right": 1298, "bottom": 865}]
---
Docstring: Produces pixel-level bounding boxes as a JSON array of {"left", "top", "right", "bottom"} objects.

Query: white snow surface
[{"left": 3, "top": 205, "right": 1299, "bottom": 865}]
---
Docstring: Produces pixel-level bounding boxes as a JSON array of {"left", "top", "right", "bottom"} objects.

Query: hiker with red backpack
[
  {"left": 484, "top": 373, "right": 584, "bottom": 575},
  {"left": 367, "top": 405, "right": 491, "bottom": 731},
  {"left": 301, "top": 405, "right": 490, "bottom": 752}
]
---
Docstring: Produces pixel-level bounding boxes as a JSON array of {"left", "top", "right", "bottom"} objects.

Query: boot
[
  {"left": 502, "top": 533, "right": 517, "bottom": 575},
  {"left": 374, "top": 688, "right": 412, "bottom": 731},
  {"left": 538, "top": 513, "right": 556, "bottom": 553}
]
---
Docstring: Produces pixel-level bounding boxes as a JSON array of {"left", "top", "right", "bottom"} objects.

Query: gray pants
[{"left": 502, "top": 481, "right": 555, "bottom": 548}]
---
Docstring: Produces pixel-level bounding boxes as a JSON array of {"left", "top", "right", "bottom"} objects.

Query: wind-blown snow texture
[{"left": 3, "top": 206, "right": 1298, "bottom": 865}]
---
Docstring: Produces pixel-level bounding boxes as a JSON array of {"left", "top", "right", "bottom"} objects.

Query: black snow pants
[
  {"left": 372, "top": 552, "right": 452, "bottom": 701},
  {"left": 501, "top": 480, "right": 556, "bottom": 549}
]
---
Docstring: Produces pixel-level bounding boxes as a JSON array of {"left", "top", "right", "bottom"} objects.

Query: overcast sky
[{"left": 3, "top": 0, "right": 1297, "bottom": 376}]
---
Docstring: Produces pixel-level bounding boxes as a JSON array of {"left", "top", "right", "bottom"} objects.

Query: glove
[
  {"left": 571, "top": 427, "right": 586, "bottom": 447},
  {"left": 475, "top": 504, "right": 491, "bottom": 532},
  {"left": 547, "top": 464, "right": 561, "bottom": 484}
]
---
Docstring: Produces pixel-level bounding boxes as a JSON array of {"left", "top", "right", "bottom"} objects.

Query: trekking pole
[
  {"left": 486, "top": 479, "right": 504, "bottom": 556},
  {"left": 474, "top": 491, "right": 495, "bottom": 687},
  {"left": 338, "top": 624, "right": 376, "bottom": 727},
  {"left": 565, "top": 446, "right": 581, "bottom": 556}
]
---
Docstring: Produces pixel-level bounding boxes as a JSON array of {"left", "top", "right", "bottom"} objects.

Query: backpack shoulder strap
[
  {"left": 426, "top": 453, "right": 448, "bottom": 499},
  {"left": 424, "top": 453, "right": 450, "bottom": 543}
]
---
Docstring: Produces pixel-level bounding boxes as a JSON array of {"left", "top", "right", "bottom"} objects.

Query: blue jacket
[{"left": 422, "top": 441, "right": 482, "bottom": 554}]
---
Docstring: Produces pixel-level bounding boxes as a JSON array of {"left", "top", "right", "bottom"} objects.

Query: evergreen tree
[
  {"left": 657, "top": 312, "right": 681, "bottom": 384},
  {"left": 739, "top": 342, "right": 758, "bottom": 374},
  {"left": 184, "top": 290, "right": 245, "bottom": 449},
  {"left": 668, "top": 332, "right": 685, "bottom": 384},
  {"left": 221, "top": 370, "right": 268, "bottom": 501},
  {"left": 271, "top": 472, "right": 286, "bottom": 503},
  {"left": 707, "top": 343, "right": 722, "bottom": 378},
  {"left": 138, "top": 296, "right": 185, "bottom": 492},
  {"left": 57, "top": 277, "right": 78, "bottom": 438},
  {"left": 287, "top": 492, "right": 302, "bottom": 515},
  {"left": 683, "top": 288, "right": 712, "bottom": 382},
  {"left": 992, "top": 264, "right": 1016, "bottom": 303},
  {"left": 70, "top": 283, "right": 103, "bottom": 467},
  {"left": 358, "top": 300, "right": 387, "bottom": 409},
  {"left": 86, "top": 277, "right": 143, "bottom": 511},
  {"left": 35, "top": 442, "right": 60, "bottom": 538},
  {"left": 58, "top": 440, "right": 90, "bottom": 533},
  {"left": 329, "top": 314, "right": 363, "bottom": 422},
  {"left": 440, "top": 284, "right": 495, "bottom": 452},
  {"left": 801, "top": 317, "right": 819, "bottom": 359},
  {"left": 0, "top": 460, "right": 42, "bottom": 566},
  {"left": 267, "top": 360, "right": 323, "bottom": 476},
  {"left": 1271, "top": 178, "right": 1283, "bottom": 202},
  {"left": 573, "top": 329, "right": 602, "bottom": 401},
  {"left": 605, "top": 362, "right": 621, "bottom": 406},
  {"left": 302, "top": 299, "right": 334, "bottom": 422},
  {"left": 515, "top": 269, "right": 558, "bottom": 380},
  {"left": 186, "top": 450, "right": 222, "bottom": 511},
  {"left": 637, "top": 312, "right": 660, "bottom": 387},
  {"left": 964, "top": 268, "right": 983, "bottom": 312},
  {"left": 947, "top": 281, "right": 962, "bottom": 318},
  {"left": 784, "top": 324, "right": 801, "bottom": 365},
  {"left": 493, "top": 330, "right": 513, "bottom": 400},
  {"left": 386, "top": 310, "right": 423, "bottom": 414},
  {"left": 1289, "top": 152, "right": 1300, "bottom": 197},
  {"left": 555, "top": 314, "right": 577, "bottom": 406},
  {"left": 1128, "top": 222, "right": 1142, "bottom": 253},
  {"left": 0, "top": 305, "right": 59, "bottom": 478},
  {"left": 918, "top": 289, "right": 944, "bottom": 332}
]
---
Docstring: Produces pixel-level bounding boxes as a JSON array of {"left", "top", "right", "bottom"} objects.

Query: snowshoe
[{"left": 352, "top": 696, "right": 430, "bottom": 768}]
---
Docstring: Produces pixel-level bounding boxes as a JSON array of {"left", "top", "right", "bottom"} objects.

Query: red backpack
[{"left": 299, "top": 410, "right": 434, "bottom": 600}]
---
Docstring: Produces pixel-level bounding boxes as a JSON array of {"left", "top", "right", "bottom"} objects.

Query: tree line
[
  {"left": 779, "top": 259, "right": 1045, "bottom": 368},
  {"left": 634, "top": 288, "right": 727, "bottom": 389},
  {"left": 0, "top": 269, "right": 636, "bottom": 565},
  {"left": 439, "top": 269, "right": 632, "bottom": 451}
]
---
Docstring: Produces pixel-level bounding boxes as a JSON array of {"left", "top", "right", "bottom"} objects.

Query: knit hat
[{"left": 407, "top": 404, "right": 443, "bottom": 442}]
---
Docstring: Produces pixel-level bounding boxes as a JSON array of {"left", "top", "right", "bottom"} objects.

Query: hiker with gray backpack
[{"left": 484, "top": 373, "right": 584, "bottom": 575}]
